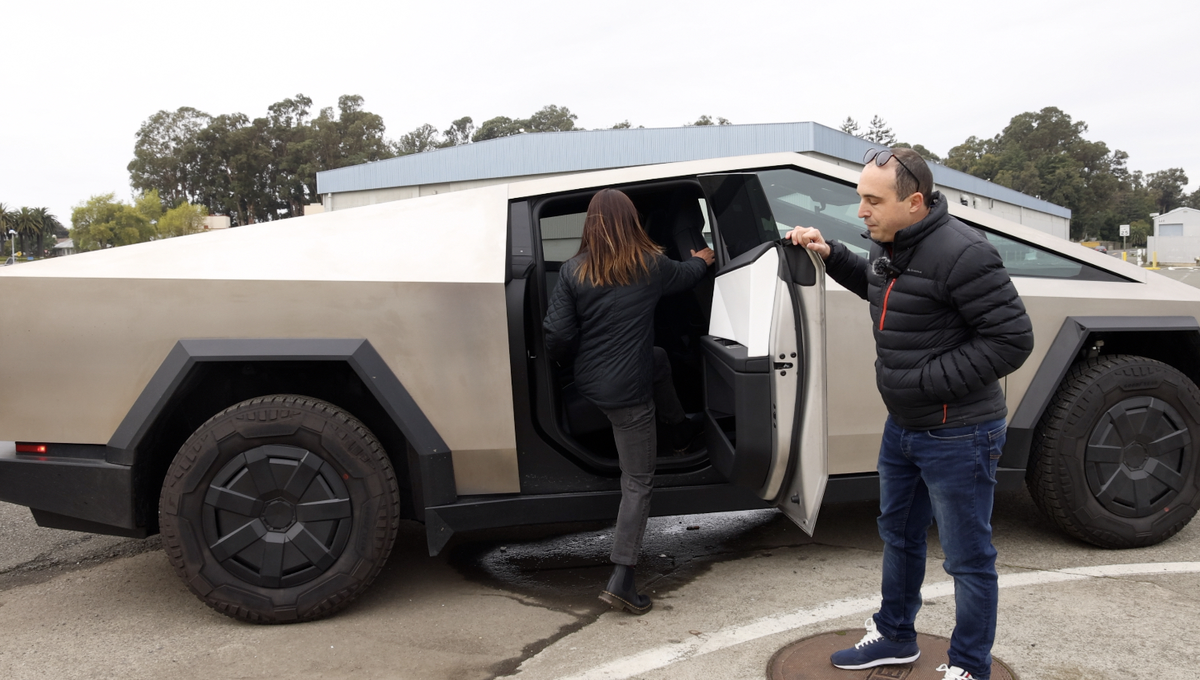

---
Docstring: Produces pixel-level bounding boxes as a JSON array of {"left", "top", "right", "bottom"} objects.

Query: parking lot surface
[{"left": 2, "top": 488, "right": 1196, "bottom": 680}]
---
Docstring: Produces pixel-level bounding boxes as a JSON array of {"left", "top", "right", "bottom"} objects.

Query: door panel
[
  {"left": 777, "top": 245, "right": 828, "bottom": 534},
  {"left": 700, "top": 172, "right": 828, "bottom": 535}
]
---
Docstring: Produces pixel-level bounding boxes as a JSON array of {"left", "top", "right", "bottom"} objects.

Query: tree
[
  {"left": 190, "top": 112, "right": 273, "bottom": 226},
  {"left": 439, "top": 117, "right": 475, "bottom": 147},
  {"left": 266, "top": 94, "right": 320, "bottom": 219},
  {"left": 687, "top": 115, "right": 730, "bottom": 126},
  {"left": 1129, "top": 219, "right": 1152, "bottom": 247},
  {"left": 839, "top": 117, "right": 860, "bottom": 135},
  {"left": 128, "top": 107, "right": 213, "bottom": 208},
  {"left": 865, "top": 116, "right": 896, "bottom": 146},
  {"left": 13, "top": 207, "right": 43, "bottom": 256},
  {"left": 0, "top": 203, "right": 16, "bottom": 258},
  {"left": 157, "top": 202, "right": 208, "bottom": 238},
  {"left": 396, "top": 123, "right": 442, "bottom": 155},
  {"left": 134, "top": 191, "right": 164, "bottom": 225},
  {"left": 472, "top": 105, "right": 582, "bottom": 141},
  {"left": 472, "top": 116, "right": 524, "bottom": 142},
  {"left": 1187, "top": 187, "right": 1200, "bottom": 210},
  {"left": 311, "top": 95, "right": 394, "bottom": 170},
  {"left": 31, "top": 207, "right": 64, "bottom": 256},
  {"left": 893, "top": 142, "right": 942, "bottom": 163},
  {"left": 944, "top": 107, "right": 1150, "bottom": 241},
  {"left": 525, "top": 105, "right": 579, "bottom": 132},
  {"left": 612, "top": 120, "right": 632, "bottom": 129},
  {"left": 1145, "top": 168, "right": 1189, "bottom": 214},
  {"left": 70, "top": 194, "right": 155, "bottom": 251},
  {"left": 129, "top": 95, "right": 396, "bottom": 226}
]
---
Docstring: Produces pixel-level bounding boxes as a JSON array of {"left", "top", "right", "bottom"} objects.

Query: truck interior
[{"left": 527, "top": 179, "right": 719, "bottom": 475}]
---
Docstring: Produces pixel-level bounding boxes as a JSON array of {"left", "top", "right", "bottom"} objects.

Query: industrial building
[
  {"left": 1148, "top": 207, "right": 1200, "bottom": 264},
  {"left": 316, "top": 121, "right": 1071, "bottom": 240}
]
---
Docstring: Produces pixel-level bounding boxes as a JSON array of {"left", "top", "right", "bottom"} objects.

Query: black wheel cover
[
  {"left": 1085, "top": 396, "right": 1191, "bottom": 518},
  {"left": 1029, "top": 354, "right": 1200, "bottom": 548},
  {"left": 160, "top": 395, "right": 401, "bottom": 623},
  {"left": 203, "top": 444, "right": 353, "bottom": 588}
]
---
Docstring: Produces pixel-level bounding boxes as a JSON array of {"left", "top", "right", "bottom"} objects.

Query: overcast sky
[{"left": 3, "top": 0, "right": 1197, "bottom": 225}]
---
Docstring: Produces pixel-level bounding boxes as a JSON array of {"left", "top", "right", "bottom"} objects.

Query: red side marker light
[{"left": 16, "top": 444, "right": 48, "bottom": 454}]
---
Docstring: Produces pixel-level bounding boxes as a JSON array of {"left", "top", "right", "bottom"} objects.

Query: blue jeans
[{"left": 873, "top": 415, "right": 1006, "bottom": 679}]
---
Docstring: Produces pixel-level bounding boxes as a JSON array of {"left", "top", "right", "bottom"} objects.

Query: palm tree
[
  {"left": 31, "top": 208, "right": 63, "bottom": 256},
  {"left": 0, "top": 203, "right": 18, "bottom": 261},
  {"left": 14, "top": 207, "right": 42, "bottom": 258}
]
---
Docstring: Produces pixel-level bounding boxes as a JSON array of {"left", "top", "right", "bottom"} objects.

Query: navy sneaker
[{"left": 830, "top": 618, "right": 920, "bottom": 670}]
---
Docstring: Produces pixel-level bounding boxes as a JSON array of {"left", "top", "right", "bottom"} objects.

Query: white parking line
[{"left": 537, "top": 562, "right": 1200, "bottom": 680}]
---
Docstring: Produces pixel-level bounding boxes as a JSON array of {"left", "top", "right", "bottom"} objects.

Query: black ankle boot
[
  {"left": 670, "top": 413, "right": 705, "bottom": 453},
  {"left": 599, "top": 564, "right": 652, "bottom": 615}
]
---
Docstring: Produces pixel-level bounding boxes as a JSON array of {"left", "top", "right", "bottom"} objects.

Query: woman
[{"left": 543, "top": 188, "right": 715, "bottom": 614}]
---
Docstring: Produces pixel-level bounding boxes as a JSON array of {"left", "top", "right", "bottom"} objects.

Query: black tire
[
  {"left": 1028, "top": 354, "right": 1200, "bottom": 548},
  {"left": 159, "top": 394, "right": 401, "bottom": 623}
]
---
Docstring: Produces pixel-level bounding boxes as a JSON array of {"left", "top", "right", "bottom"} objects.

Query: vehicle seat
[
  {"left": 645, "top": 189, "right": 708, "bottom": 262},
  {"left": 560, "top": 379, "right": 611, "bottom": 436}
]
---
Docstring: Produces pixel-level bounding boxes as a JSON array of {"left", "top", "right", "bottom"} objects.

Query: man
[{"left": 786, "top": 147, "right": 1034, "bottom": 680}]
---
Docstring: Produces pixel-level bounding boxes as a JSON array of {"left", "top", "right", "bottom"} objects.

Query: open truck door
[{"left": 698, "top": 173, "right": 828, "bottom": 535}]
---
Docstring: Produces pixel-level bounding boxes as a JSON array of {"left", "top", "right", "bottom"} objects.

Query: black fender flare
[
  {"left": 1002, "top": 316, "right": 1200, "bottom": 469},
  {"left": 108, "top": 338, "right": 457, "bottom": 529}
]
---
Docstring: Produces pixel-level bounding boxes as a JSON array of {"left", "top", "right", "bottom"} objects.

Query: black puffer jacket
[
  {"left": 543, "top": 253, "right": 707, "bottom": 409},
  {"left": 824, "top": 192, "right": 1034, "bottom": 430}
]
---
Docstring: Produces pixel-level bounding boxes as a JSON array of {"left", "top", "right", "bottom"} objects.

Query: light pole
[{"left": 6, "top": 229, "right": 15, "bottom": 265}]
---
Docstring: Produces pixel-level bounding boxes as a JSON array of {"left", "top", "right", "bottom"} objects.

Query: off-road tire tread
[
  {"left": 1027, "top": 354, "right": 1199, "bottom": 548},
  {"left": 159, "top": 394, "right": 401, "bottom": 624}
]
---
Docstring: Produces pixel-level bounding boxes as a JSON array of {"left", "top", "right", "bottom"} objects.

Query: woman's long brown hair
[{"left": 574, "top": 189, "right": 663, "bottom": 287}]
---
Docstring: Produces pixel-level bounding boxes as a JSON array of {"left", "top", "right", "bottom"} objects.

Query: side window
[
  {"left": 977, "top": 229, "right": 1127, "bottom": 282},
  {"left": 756, "top": 168, "right": 871, "bottom": 260},
  {"left": 540, "top": 213, "right": 585, "bottom": 263}
]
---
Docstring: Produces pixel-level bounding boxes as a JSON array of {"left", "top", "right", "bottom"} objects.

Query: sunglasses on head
[{"left": 864, "top": 148, "right": 918, "bottom": 189}]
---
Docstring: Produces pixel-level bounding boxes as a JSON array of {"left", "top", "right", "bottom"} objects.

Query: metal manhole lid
[{"left": 767, "top": 630, "right": 1016, "bottom": 680}]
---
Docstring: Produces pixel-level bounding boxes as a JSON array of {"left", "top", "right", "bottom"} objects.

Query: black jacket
[
  {"left": 543, "top": 253, "right": 708, "bottom": 409},
  {"left": 824, "top": 192, "right": 1034, "bottom": 430}
]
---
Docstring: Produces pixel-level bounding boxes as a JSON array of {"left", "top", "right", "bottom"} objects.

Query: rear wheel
[
  {"left": 1028, "top": 354, "right": 1200, "bottom": 548},
  {"left": 159, "top": 394, "right": 401, "bottom": 623}
]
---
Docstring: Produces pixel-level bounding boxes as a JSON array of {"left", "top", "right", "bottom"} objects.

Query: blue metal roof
[{"left": 317, "top": 121, "right": 1071, "bottom": 219}]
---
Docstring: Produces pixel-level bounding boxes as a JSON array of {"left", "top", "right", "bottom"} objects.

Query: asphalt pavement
[{"left": 1, "top": 489, "right": 1197, "bottom": 680}]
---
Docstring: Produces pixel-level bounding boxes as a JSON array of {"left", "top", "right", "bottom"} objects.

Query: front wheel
[
  {"left": 1027, "top": 354, "right": 1200, "bottom": 548},
  {"left": 159, "top": 394, "right": 401, "bottom": 623}
]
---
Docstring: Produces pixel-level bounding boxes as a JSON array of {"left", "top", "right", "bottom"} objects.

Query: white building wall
[{"left": 1148, "top": 207, "right": 1200, "bottom": 264}]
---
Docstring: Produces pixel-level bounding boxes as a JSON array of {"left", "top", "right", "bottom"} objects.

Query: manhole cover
[{"left": 767, "top": 630, "right": 1016, "bottom": 679}]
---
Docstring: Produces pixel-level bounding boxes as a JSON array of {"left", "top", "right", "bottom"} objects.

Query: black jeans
[
  {"left": 600, "top": 400, "right": 657, "bottom": 566},
  {"left": 602, "top": 348, "right": 686, "bottom": 565}
]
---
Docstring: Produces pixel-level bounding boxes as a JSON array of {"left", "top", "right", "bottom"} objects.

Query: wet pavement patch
[
  {"left": 444, "top": 508, "right": 836, "bottom": 677},
  {"left": 767, "top": 631, "right": 1016, "bottom": 680},
  {"left": 446, "top": 508, "right": 817, "bottom": 611}
]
